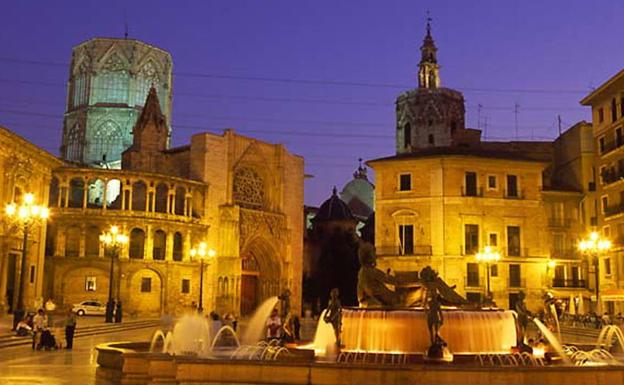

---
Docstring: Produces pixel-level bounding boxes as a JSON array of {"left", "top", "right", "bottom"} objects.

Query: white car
[{"left": 72, "top": 300, "right": 106, "bottom": 316}]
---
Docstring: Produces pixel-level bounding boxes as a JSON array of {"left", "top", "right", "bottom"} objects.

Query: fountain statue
[
  {"left": 514, "top": 291, "right": 533, "bottom": 353},
  {"left": 323, "top": 288, "right": 342, "bottom": 349},
  {"left": 357, "top": 243, "right": 467, "bottom": 308}
]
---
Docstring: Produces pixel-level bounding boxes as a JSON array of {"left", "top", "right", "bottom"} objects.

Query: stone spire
[
  {"left": 418, "top": 16, "right": 440, "bottom": 89},
  {"left": 121, "top": 86, "right": 170, "bottom": 171}
]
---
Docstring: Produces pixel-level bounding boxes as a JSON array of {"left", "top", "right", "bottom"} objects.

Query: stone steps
[{"left": 0, "top": 319, "right": 159, "bottom": 349}]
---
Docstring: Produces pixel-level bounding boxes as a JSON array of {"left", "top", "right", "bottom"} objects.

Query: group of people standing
[{"left": 14, "top": 303, "right": 77, "bottom": 350}]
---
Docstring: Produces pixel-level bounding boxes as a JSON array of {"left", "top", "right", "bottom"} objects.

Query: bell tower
[
  {"left": 395, "top": 18, "right": 471, "bottom": 154},
  {"left": 418, "top": 18, "right": 440, "bottom": 89}
]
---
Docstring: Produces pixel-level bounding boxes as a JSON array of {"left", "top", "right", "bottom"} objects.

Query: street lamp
[
  {"left": 578, "top": 231, "right": 611, "bottom": 314},
  {"left": 99, "top": 225, "right": 128, "bottom": 323},
  {"left": 190, "top": 242, "right": 215, "bottom": 313},
  {"left": 476, "top": 245, "right": 500, "bottom": 298},
  {"left": 4, "top": 193, "right": 49, "bottom": 330}
]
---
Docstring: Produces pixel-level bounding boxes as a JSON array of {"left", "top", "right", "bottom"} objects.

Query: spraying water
[
  {"left": 533, "top": 318, "right": 571, "bottom": 365},
  {"left": 311, "top": 309, "right": 337, "bottom": 358},
  {"left": 241, "top": 296, "right": 279, "bottom": 346}
]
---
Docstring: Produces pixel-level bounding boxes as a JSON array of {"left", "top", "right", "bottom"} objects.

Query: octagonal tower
[{"left": 61, "top": 37, "right": 173, "bottom": 167}]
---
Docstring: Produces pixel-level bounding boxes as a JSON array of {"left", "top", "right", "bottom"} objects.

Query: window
[
  {"left": 141, "top": 277, "right": 152, "bottom": 293},
  {"left": 602, "top": 196, "right": 609, "bottom": 214},
  {"left": 173, "top": 232, "right": 183, "bottom": 261},
  {"left": 233, "top": 167, "right": 265, "bottom": 209},
  {"left": 428, "top": 134, "right": 434, "bottom": 145},
  {"left": 403, "top": 123, "right": 411, "bottom": 148},
  {"left": 399, "top": 225, "right": 414, "bottom": 255},
  {"left": 506, "top": 175, "right": 518, "bottom": 197},
  {"left": 553, "top": 233, "right": 564, "bottom": 254},
  {"left": 488, "top": 233, "right": 498, "bottom": 247},
  {"left": 490, "top": 264, "right": 498, "bottom": 277},
  {"left": 129, "top": 228, "right": 146, "bottom": 259},
  {"left": 554, "top": 265, "right": 565, "bottom": 281},
  {"left": 181, "top": 279, "right": 191, "bottom": 294},
  {"left": 571, "top": 266, "right": 580, "bottom": 283},
  {"left": 487, "top": 175, "right": 497, "bottom": 190},
  {"left": 466, "top": 292, "right": 481, "bottom": 304},
  {"left": 612, "top": 98, "right": 618, "bottom": 122},
  {"left": 399, "top": 174, "right": 411, "bottom": 191},
  {"left": 507, "top": 226, "right": 521, "bottom": 256},
  {"left": 464, "top": 224, "right": 479, "bottom": 255},
  {"left": 467, "top": 263, "right": 480, "bottom": 286},
  {"left": 85, "top": 276, "right": 97, "bottom": 292},
  {"left": 599, "top": 136, "right": 606, "bottom": 154},
  {"left": 600, "top": 166, "right": 607, "bottom": 184},
  {"left": 605, "top": 258, "right": 612, "bottom": 276},
  {"left": 509, "top": 264, "right": 521, "bottom": 287},
  {"left": 598, "top": 108, "right": 605, "bottom": 123},
  {"left": 621, "top": 96, "right": 624, "bottom": 118},
  {"left": 464, "top": 172, "right": 478, "bottom": 196},
  {"left": 29, "top": 265, "right": 35, "bottom": 284},
  {"left": 617, "top": 127, "right": 623, "bottom": 147},
  {"left": 603, "top": 226, "right": 611, "bottom": 238}
]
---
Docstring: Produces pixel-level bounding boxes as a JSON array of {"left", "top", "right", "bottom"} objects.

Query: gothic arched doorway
[{"left": 240, "top": 238, "right": 281, "bottom": 316}]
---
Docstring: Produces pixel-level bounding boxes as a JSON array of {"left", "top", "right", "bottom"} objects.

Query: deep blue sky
[{"left": 1, "top": 1, "right": 623, "bottom": 206}]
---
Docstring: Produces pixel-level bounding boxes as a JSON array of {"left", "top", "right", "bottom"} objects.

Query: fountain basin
[
  {"left": 341, "top": 308, "right": 517, "bottom": 354},
  {"left": 95, "top": 342, "right": 624, "bottom": 385}
]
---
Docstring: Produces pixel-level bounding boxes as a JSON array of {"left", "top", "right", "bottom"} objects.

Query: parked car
[{"left": 72, "top": 300, "right": 106, "bottom": 316}]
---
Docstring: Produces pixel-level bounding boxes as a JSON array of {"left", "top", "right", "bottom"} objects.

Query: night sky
[{"left": 1, "top": 1, "right": 623, "bottom": 206}]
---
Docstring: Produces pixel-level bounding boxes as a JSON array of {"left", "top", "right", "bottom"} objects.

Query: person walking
[
  {"left": 64, "top": 308, "right": 77, "bottom": 350},
  {"left": 32, "top": 309, "right": 47, "bottom": 350}
]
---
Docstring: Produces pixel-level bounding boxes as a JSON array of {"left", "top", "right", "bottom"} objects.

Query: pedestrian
[
  {"left": 293, "top": 315, "right": 301, "bottom": 341},
  {"left": 115, "top": 301, "right": 123, "bottom": 323},
  {"left": 32, "top": 309, "right": 47, "bottom": 350},
  {"left": 65, "top": 308, "right": 76, "bottom": 350},
  {"left": 266, "top": 308, "right": 281, "bottom": 341}
]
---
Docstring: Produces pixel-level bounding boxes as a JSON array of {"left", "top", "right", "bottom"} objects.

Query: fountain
[{"left": 95, "top": 245, "right": 624, "bottom": 385}]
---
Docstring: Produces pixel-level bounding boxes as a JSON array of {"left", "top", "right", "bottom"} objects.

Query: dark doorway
[
  {"left": 240, "top": 274, "right": 258, "bottom": 316},
  {"left": 509, "top": 292, "right": 520, "bottom": 310}
]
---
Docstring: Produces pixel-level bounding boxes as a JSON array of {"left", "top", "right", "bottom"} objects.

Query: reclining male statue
[{"left": 356, "top": 243, "right": 468, "bottom": 308}]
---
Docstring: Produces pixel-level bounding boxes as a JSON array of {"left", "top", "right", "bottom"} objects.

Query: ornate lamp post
[
  {"left": 99, "top": 225, "right": 128, "bottom": 323},
  {"left": 190, "top": 242, "right": 215, "bottom": 313},
  {"left": 4, "top": 193, "right": 49, "bottom": 329},
  {"left": 476, "top": 245, "right": 500, "bottom": 298},
  {"left": 578, "top": 231, "right": 611, "bottom": 314}
]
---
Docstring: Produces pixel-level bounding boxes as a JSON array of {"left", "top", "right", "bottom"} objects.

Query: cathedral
[{"left": 0, "top": 37, "right": 304, "bottom": 317}]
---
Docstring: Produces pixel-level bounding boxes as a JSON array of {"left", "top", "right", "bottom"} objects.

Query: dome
[
  {"left": 340, "top": 160, "right": 374, "bottom": 220},
  {"left": 313, "top": 187, "right": 355, "bottom": 223}
]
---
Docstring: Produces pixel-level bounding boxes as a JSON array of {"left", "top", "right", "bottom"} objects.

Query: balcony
[
  {"left": 599, "top": 138, "right": 624, "bottom": 157},
  {"left": 601, "top": 167, "right": 624, "bottom": 187},
  {"left": 504, "top": 189, "right": 524, "bottom": 199},
  {"left": 605, "top": 204, "right": 624, "bottom": 218},
  {"left": 548, "top": 218, "right": 571, "bottom": 228},
  {"left": 376, "top": 245, "right": 433, "bottom": 257},
  {"left": 461, "top": 186, "right": 484, "bottom": 197},
  {"left": 508, "top": 278, "right": 526, "bottom": 289},
  {"left": 464, "top": 275, "right": 484, "bottom": 289},
  {"left": 552, "top": 278, "right": 587, "bottom": 288}
]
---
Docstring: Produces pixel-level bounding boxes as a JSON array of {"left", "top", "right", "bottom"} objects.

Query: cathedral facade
[{"left": 0, "top": 37, "right": 303, "bottom": 318}]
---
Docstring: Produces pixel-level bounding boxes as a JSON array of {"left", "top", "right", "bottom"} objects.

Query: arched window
[
  {"left": 403, "top": 123, "right": 411, "bottom": 148},
  {"left": 65, "top": 227, "right": 81, "bottom": 257},
  {"left": 135, "top": 61, "right": 160, "bottom": 106},
  {"left": 68, "top": 178, "right": 85, "bottom": 208},
  {"left": 87, "top": 179, "right": 105, "bottom": 208},
  {"left": 173, "top": 232, "right": 183, "bottom": 261},
  {"left": 153, "top": 230, "right": 166, "bottom": 260},
  {"left": 106, "top": 179, "right": 122, "bottom": 209},
  {"left": 132, "top": 181, "right": 147, "bottom": 211},
  {"left": 233, "top": 167, "right": 265, "bottom": 209},
  {"left": 85, "top": 226, "right": 100, "bottom": 257},
  {"left": 92, "top": 120, "right": 124, "bottom": 162},
  {"left": 66, "top": 123, "right": 82, "bottom": 161},
  {"left": 155, "top": 183, "right": 168, "bottom": 213},
  {"left": 94, "top": 53, "right": 128, "bottom": 104},
  {"left": 73, "top": 68, "right": 89, "bottom": 107},
  {"left": 175, "top": 186, "right": 185, "bottom": 215},
  {"left": 129, "top": 228, "right": 145, "bottom": 259}
]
